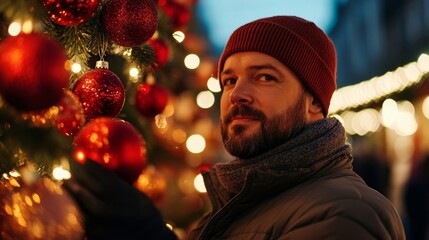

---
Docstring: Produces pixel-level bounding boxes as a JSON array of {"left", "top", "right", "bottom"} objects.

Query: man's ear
[
  {"left": 308, "top": 96, "right": 323, "bottom": 114},
  {"left": 305, "top": 93, "right": 324, "bottom": 122}
]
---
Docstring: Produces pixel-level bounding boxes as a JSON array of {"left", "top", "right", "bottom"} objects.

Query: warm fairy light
[
  {"left": 52, "top": 166, "right": 71, "bottom": 180},
  {"left": 146, "top": 74, "right": 156, "bottom": 85},
  {"left": 166, "top": 223, "right": 173, "bottom": 231},
  {"left": 422, "top": 96, "right": 429, "bottom": 119},
  {"left": 8, "top": 22, "right": 21, "bottom": 36},
  {"left": 196, "top": 91, "right": 215, "bottom": 109},
  {"left": 184, "top": 54, "right": 200, "bottom": 69},
  {"left": 351, "top": 108, "right": 380, "bottom": 136},
  {"left": 122, "top": 48, "right": 132, "bottom": 57},
  {"left": 129, "top": 67, "right": 139, "bottom": 77},
  {"left": 74, "top": 151, "right": 86, "bottom": 163},
  {"left": 379, "top": 99, "right": 417, "bottom": 136},
  {"left": 417, "top": 53, "right": 429, "bottom": 72},
  {"left": 172, "top": 31, "right": 185, "bottom": 43},
  {"left": 155, "top": 114, "right": 167, "bottom": 129},
  {"left": 329, "top": 54, "right": 429, "bottom": 114},
  {"left": 207, "top": 76, "right": 221, "bottom": 92},
  {"left": 380, "top": 99, "right": 398, "bottom": 128},
  {"left": 394, "top": 101, "right": 417, "bottom": 136},
  {"left": 340, "top": 111, "right": 356, "bottom": 135},
  {"left": 162, "top": 103, "right": 175, "bottom": 117},
  {"left": 186, "top": 134, "right": 206, "bottom": 153},
  {"left": 339, "top": 109, "right": 380, "bottom": 136},
  {"left": 9, "top": 170, "right": 20, "bottom": 178},
  {"left": 71, "top": 63, "right": 82, "bottom": 73},
  {"left": 21, "top": 20, "right": 33, "bottom": 33},
  {"left": 193, "top": 173, "right": 206, "bottom": 193},
  {"left": 172, "top": 129, "right": 187, "bottom": 143}
]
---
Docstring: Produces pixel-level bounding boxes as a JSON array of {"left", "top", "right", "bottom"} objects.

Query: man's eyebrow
[
  {"left": 247, "top": 64, "right": 282, "bottom": 75},
  {"left": 221, "top": 63, "right": 282, "bottom": 77}
]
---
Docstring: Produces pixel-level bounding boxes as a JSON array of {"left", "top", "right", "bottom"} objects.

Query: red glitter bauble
[
  {"left": 41, "top": 0, "right": 100, "bottom": 26},
  {"left": 135, "top": 83, "right": 169, "bottom": 118},
  {"left": 102, "top": 0, "right": 158, "bottom": 47},
  {"left": 72, "top": 67, "right": 125, "bottom": 121},
  {"left": 0, "top": 32, "right": 69, "bottom": 111},
  {"left": 21, "top": 89, "right": 85, "bottom": 137},
  {"left": 147, "top": 38, "right": 169, "bottom": 70},
  {"left": 73, "top": 117, "right": 147, "bottom": 184},
  {"left": 0, "top": 175, "right": 84, "bottom": 239},
  {"left": 55, "top": 89, "right": 85, "bottom": 137},
  {"left": 159, "top": 0, "right": 190, "bottom": 29}
]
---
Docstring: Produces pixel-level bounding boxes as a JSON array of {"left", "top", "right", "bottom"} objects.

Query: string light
[
  {"left": 184, "top": 54, "right": 200, "bottom": 69},
  {"left": 186, "top": 134, "right": 206, "bottom": 153},
  {"left": 207, "top": 76, "right": 221, "bottom": 92},
  {"left": 172, "top": 31, "right": 185, "bottom": 43},
  {"left": 196, "top": 91, "right": 215, "bottom": 109},
  {"left": 8, "top": 22, "right": 21, "bottom": 36},
  {"left": 329, "top": 53, "right": 429, "bottom": 114},
  {"left": 71, "top": 63, "right": 82, "bottom": 73},
  {"left": 193, "top": 173, "right": 206, "bottom": 193}
]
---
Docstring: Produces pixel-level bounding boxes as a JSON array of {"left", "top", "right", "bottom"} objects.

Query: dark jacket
[{"left": 189, "top": 157, "right": 406, "bottom": 239}]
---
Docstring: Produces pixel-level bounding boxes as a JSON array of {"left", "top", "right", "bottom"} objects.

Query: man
[{"left": 65, "top": 16, "right": 406, "bottom": 239}]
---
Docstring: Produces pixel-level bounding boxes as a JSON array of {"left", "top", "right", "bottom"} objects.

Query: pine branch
[
  {"left": 86, "top": 5, "right": 111, "bottom": 59},
  {"left": 130, "top": 44, "right": 157, "bottom": 72},
  {"left": 0, "top": 106, "right": 72, "bottom": 176}
]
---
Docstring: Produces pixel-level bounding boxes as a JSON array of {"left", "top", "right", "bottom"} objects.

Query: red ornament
[
  {"left": 21, "top": 89, "right": 85, "bottom": 137},
  {"left": 159, "top": 0, "right": 190, "bottom": 29},
  {"left": 135, "top": 83, "right": 169, "bottom": 118},
  {"left": 147, "top": 38, "right": 169, "bottom": 69},
  {"left": 72, "top": 61, "right": 125, "bottom": 121},
  {"left": 41, "top": 0, "right": 100, "bottom": 26},
  {"left": 0, "top": 175, "right": 84, "bottom": 239},
  {"left": 55, "top": 89, "right": 86, "bottom": 137},
  {"left": 0, "top": 32, "right": 69, "bottom": 111},
  {"left": 73, "top": 117, "right": 147, "bottom": 184},
  {"left": 102, "top": 0, "right": 158, "bottom": 47}
]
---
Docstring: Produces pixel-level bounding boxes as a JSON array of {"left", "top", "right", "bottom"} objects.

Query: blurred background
[{"left": 0, "top": 0, "right": 428, "bottom": 239}]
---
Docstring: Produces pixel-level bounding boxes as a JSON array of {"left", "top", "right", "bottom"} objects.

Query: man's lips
[{"left": 229, "top": 115, "right": 259, "bottom": 124}]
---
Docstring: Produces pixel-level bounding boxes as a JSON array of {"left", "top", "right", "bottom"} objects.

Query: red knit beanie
[{"left": 218, "top": 16, "right": 337, "bottom": 116}]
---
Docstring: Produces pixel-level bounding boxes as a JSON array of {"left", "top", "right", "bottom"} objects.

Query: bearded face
[{"left": 221, "top": 92, "right": 307, "bottom": 159}]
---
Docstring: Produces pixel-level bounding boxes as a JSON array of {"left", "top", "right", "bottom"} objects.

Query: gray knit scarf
[{"left": 211, "top": 117, "right": 352, "bottom": 195}]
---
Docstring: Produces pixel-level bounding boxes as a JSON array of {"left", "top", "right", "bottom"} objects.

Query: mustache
[{"left": 223, "top": 105, "right": 266, "bottom": 124}]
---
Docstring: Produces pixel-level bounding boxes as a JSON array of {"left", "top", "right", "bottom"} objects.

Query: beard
[{"left": 221, "top": 95, "right": 307, "bottom": 159}]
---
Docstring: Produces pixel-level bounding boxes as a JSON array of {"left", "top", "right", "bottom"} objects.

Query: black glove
[{"left": 63, "top": 159, "right": 177, "bottom": 240}]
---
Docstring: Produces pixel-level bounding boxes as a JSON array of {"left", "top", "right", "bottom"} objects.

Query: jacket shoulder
[{"left": 273, "top": 170, "right": 405, "bottom": 239}]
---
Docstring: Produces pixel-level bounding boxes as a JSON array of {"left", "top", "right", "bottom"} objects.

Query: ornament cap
[{"left": 95, "top": 60, "right": 109, "bottom": 69}]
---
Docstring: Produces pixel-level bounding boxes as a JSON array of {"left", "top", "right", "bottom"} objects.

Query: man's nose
[{"left": 229, "top": 80, "right": 253, "bottom": 105}]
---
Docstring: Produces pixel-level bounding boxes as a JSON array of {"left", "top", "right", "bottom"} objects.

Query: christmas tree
[{"left": 0, "top": 0, "right": 223, "bottom": 238}]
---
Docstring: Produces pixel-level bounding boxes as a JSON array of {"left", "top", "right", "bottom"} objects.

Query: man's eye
[
  {"left": 259, "top": 74, "right": 276, "bottom": 81},
  {"left": 223, "top": 78, "right": 237, "bottom": 86}
]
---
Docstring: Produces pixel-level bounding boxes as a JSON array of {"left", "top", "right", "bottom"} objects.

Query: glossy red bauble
[
  {"left": 159, "top": 0, "right": 190, "bottom": 29},
  {"left": 135, "top": 83, "right": 169, "bottom": 118},
  {"left": 73, "top": 117, "right": 147, "bottom": 184},
  {"left": 41, "top": 0, "right": 100, "bottom": 26},
  {"left": 0, "top": 175, "right": 84, "bottom": 239},
  {"left": 0, "top": 33, "right": 69, "bottom": 111},
  {"left": 102, "top": 0, "right": 158, "bottom": 47},
  {"left": 54, "top": 89, "right": 86, "bottom": 137},
  {"left": 147, "top": 38, "right": 169, "bottom": 70},
  {"left": 73, "top": 68, "right": 125, "bottom": 121}
]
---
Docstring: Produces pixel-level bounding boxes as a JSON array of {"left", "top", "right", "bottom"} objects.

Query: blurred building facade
[{"left": 330, "top": 0, "right": 429, "bottom": 87}]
